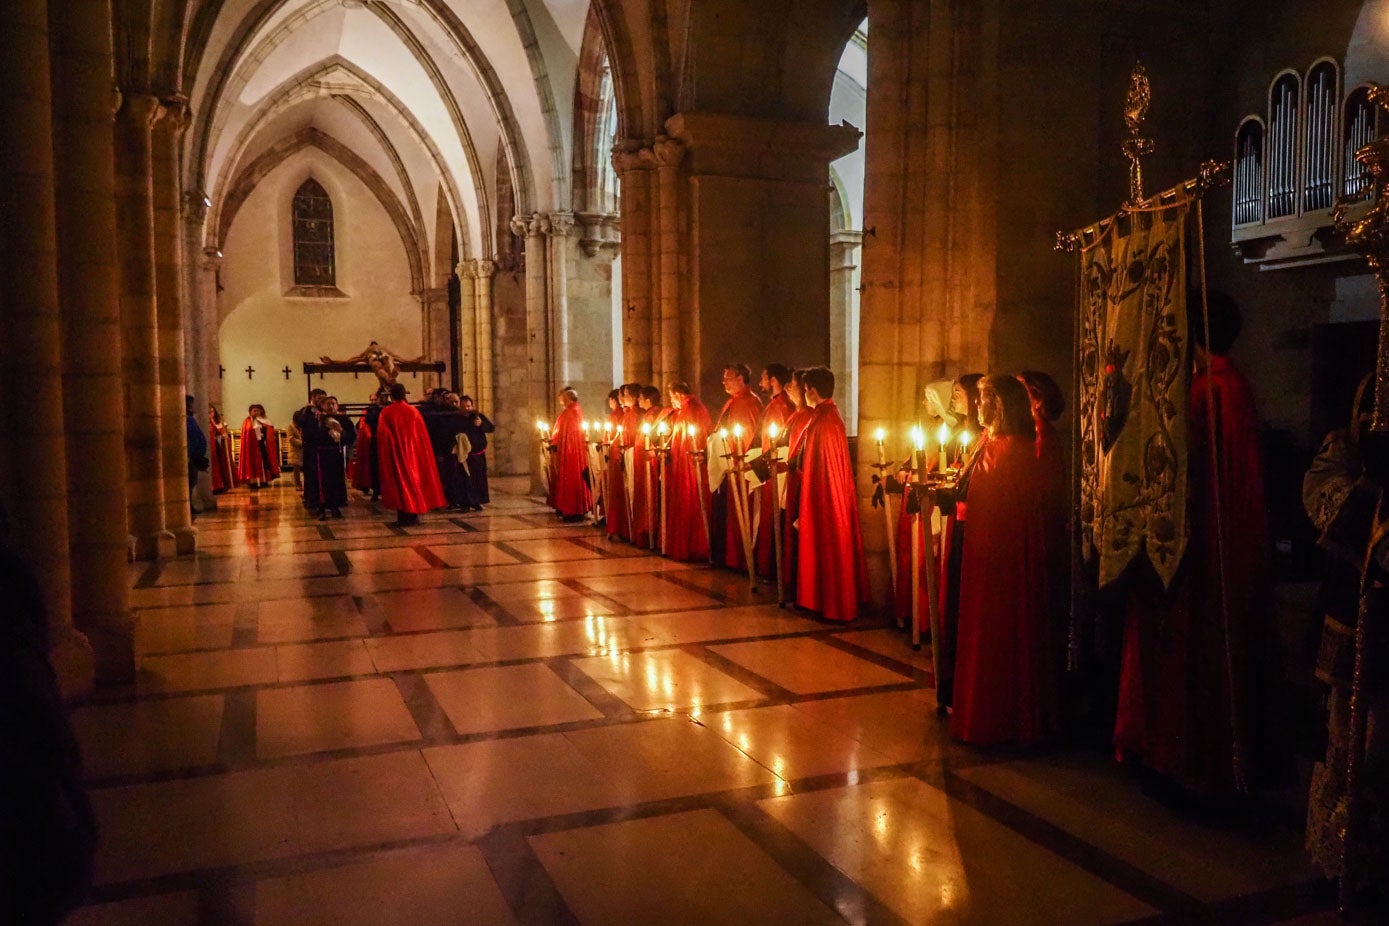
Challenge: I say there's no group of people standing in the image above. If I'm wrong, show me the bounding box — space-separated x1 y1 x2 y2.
197 383 496 526
545 363 870 623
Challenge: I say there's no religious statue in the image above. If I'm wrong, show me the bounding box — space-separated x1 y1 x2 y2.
318 341 425 388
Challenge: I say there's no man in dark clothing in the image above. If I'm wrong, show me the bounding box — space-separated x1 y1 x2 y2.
421 389 467 511
363 389 386 499
455 393 496 510
185 395 208 514
302 395 356 519
293 388 327 509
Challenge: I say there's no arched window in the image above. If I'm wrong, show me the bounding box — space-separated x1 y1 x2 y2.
1344 84 1379 198
292 178 335 286
1233 117 1265 227
1302 60 1339 212
596 59 620 213
1267 71 1301 219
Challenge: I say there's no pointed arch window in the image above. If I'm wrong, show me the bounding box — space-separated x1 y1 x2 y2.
293 178 335 286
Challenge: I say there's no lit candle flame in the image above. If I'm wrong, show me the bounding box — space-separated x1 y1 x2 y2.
687 424 697 438
911 426 925 452
733 423 743 438
657 421 669 435
640 423 651 435
769 422 780 439
959 430 972 448
874 427 886 443
719 428 729 440
937 422 950 444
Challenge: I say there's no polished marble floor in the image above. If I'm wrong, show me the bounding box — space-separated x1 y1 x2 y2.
66 478 1342 925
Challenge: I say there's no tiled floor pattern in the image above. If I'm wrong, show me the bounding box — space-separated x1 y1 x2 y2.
71 479 1339 925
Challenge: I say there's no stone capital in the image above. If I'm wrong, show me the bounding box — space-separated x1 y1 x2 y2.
200 246 223 273
456 259 477 280
509 213 543 239
546 212 576 238
158 94 193 137
652 136 686 169
575 211 621 258
476 259 496 278
183 190 211 224
117 91 166 130
611 141 658 175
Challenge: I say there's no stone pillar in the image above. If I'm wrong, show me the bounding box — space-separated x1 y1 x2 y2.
152 95 195 554
474 259 496 415
0 0 93 695
456 262 478 400
653 138 685 391
664 112 860 402
198 247 223 410
184 207 217 515
830 229 863 426
115 91 173 559
513 213 550 492
571 212 622 404
546 213 575 386
49 0 132 686
856 0 996 601
611 146 656 385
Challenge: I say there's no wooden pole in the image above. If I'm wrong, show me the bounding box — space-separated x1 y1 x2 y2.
730 458 757 590
658 450 668 554
770 453 785 604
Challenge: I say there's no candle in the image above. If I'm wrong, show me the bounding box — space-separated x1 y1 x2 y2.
910 425 925 473
769 421 781 444
719 427 730 457
732 423 743 454
958 429 972 466
873 426 886 466
640 422 652 448
937 423 950 472
687 423 698 441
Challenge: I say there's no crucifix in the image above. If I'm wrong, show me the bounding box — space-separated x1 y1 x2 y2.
282 366 292 380
245 365 255 380
218 364 225 379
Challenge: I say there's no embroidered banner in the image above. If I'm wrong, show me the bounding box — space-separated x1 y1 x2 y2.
1079 205 1189 588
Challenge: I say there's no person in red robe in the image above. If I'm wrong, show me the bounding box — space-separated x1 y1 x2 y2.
606 384 641 541
349 393 379 494
374 383 445 526
630 386 665 548
790 367 868 621
1114 293 1277 798
208 404 237 493
780 370 813 592
933 372 985 710
755 363 795 580
237 404 280 488
950 374 1057 745
665 382 713 561
713 364 763 571
550 388 593 521
1020 369 1069 681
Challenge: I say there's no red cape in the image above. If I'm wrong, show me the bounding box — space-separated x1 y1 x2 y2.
715 388 763 569
792 400 869 621
549 402 593 516
375 401 446 514
237 417 280 482
350 416 373 492
755 392 796 577
666 397 713 561
781 407 812 584
1114 354 1274 795
210 417 237 491
949 433 1057 745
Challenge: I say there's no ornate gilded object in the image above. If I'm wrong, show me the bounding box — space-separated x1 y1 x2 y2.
1122 64 1155 205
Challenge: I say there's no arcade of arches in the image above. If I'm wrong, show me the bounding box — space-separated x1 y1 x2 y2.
4 0 1389 923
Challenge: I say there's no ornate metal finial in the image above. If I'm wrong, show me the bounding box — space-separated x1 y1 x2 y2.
1122 63 1155 204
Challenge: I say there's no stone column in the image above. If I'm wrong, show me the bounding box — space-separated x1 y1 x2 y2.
611 146 656 384
474 259 496 415
115 90 173 559
546 213 575 386
513 213 550 491
456 262 478 400
653 138 686 390
183 203 217 515
198 247 223 410
0 0 93 695
153 95 195 554
49 0 132 685
830 229 863 425
664 112 860 402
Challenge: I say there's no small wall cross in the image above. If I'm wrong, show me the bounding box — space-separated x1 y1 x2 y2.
218 364 225 379
282 366 292 380
245 365 255 380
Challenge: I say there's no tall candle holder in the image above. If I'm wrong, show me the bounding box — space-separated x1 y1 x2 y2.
688 424 713 563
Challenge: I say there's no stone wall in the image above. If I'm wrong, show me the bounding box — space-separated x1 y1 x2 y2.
490 269 531 475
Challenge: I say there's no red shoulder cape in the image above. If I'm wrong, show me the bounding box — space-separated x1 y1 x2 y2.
549 403 592 516
375 402 446 514
792 401 869 621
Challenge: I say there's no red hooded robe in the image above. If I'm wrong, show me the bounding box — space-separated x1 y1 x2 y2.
375 400 446 514
755 391 796 578
237 416 280 483
606 405 640 540
666 397 713 561
792 400 869 621
949 433 1056 745
350 414 374 492
210 414 237 492
549 402 594 517
715 388 763 570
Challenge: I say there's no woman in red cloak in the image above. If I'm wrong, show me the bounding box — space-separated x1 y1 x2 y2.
949 374 1057 746
549 388 594 521
792 366 869 622
209 404 237 493
665 382 713 561
374 384 446 525
237 404 280 488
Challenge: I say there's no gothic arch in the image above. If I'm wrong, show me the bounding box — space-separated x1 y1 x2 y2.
218 126 427 294
572 6 617 214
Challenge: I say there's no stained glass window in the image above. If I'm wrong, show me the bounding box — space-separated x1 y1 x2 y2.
292 178 335 286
